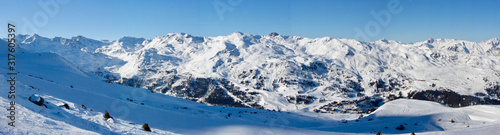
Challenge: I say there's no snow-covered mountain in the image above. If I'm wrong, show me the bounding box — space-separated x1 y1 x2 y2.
1 34 500 134
12 33 500 113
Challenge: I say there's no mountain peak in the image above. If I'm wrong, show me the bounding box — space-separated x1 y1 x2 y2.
269 32 279 37
72 35 89 41
23 34 49 43
232 31 244 35
377 38 389 43
119 36 145 41
163 33 190 38
488 38 499 42
26 34 43 40
426 38 435 43
487 38 500 47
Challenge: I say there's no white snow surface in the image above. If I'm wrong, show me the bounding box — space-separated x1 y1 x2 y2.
1 34 500 134
12 33 500 111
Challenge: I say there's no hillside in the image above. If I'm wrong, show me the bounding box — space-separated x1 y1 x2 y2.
11 33 500 112
1 36 500 134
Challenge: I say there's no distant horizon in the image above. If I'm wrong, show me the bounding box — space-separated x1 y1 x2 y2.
13 32 499 44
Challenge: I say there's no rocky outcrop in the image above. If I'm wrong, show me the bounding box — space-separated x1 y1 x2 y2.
286 95 316 104
29 95 46 107
408 89 500 107
314 96 383 114
117 76 263 109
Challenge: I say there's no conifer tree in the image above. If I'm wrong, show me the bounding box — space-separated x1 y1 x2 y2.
143 123 152 132
104 110 112 121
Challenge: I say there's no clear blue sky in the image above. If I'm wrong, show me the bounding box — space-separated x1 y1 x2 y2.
0 0 499 43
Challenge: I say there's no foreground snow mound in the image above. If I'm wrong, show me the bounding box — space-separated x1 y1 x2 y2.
320 99 500 134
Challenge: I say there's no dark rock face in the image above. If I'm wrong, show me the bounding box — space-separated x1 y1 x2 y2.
59 103 70 110
29 95 46 107
80 104 87 110
300 61 328 75
203 84 244 108
408 90 500 107
119 77 144 88
485 82 500 98
236 69 266 90
117 76 263 109
173 78 212 99
269 32 279 37
286 95 316 104
315 96 383 114
370 78 405 93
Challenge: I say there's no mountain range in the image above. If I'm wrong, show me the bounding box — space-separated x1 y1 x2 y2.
10 33 500 113
1 33 500 134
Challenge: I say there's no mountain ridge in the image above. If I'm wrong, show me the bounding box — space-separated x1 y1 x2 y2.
12 32 500 45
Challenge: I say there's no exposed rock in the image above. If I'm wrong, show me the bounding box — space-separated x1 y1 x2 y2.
286 95 316 104
269 32 279 37
118 76 263 109
396 124 405 130
28 95 45 107
80 104 87 110
316 96 383 114
485 82 500 98
408 89 500 107
59 103 70 110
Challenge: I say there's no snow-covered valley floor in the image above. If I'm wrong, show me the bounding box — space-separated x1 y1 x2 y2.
1 38 500 135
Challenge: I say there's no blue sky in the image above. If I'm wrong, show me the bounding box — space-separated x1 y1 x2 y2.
0 0 499 43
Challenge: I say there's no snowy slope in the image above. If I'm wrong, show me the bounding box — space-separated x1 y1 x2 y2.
1 38 500 134
12 33 500 113
317 99 500 134
0 39 344 134
0 39 317 134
